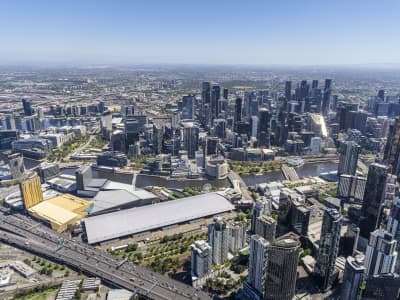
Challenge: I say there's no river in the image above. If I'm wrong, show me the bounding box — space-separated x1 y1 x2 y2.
241 161 338 186
25 158 337 189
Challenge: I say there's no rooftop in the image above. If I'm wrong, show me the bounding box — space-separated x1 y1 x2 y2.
29 201 78 226
84 192 234 244
28 194 90 229
88 188 157 215
47 194 89 215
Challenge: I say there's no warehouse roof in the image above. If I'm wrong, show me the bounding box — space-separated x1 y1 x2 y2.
83 192 234 244
28 194 90 228
47 194 90 215
29 201 78 226
88 189 156 215
88 186 157 215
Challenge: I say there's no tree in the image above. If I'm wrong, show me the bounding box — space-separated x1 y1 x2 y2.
126 243 138 252
75 288 81 300
23 258 31 266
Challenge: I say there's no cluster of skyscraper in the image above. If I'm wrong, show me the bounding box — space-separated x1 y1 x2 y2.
241 197 301 300
190 217 246 282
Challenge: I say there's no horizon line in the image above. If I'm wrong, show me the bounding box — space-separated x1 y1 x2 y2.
2 61 400 70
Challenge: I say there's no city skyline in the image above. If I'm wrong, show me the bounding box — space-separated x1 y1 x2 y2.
1 0 400 66
1 1 400 298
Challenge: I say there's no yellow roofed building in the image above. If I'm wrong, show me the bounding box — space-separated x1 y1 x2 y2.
28 194 90 232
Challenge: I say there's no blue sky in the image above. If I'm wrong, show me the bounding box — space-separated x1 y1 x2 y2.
0 0 399 65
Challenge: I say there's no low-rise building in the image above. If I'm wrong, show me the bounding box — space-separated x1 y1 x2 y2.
96 151 128 168
29 194 90 232
205 156 229 179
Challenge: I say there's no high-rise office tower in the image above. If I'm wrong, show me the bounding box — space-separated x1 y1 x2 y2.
152 123 163 155
234 97 243 127
296 80 309 102
208 217 229 265
337 174 367 203
190 240 212 279
25 116 41 133
111 130 126 153
205 136 219 156
182 94 195 120
228 221 246 253
322 79 332 115
201 82 211 125
36 107 44 119
384 117 400 176
309 87 322 113
387 198 400 273
14 115 22 130
5 114 16 130
264 237 300 300
124 115 147 147
324 78 332 90
297 80 310 113
223 88 228 100
22 98 34 116
219 98 228 116
121 103 134 117
211 85 221 122
383 173 397 207
341 256 365 300
250 115 259 138
7 153 25 180
201 82 211 103
362 273 400 300
377 89 385 101
100 113 113 139
182 122 199 158
213 119 227 140
336 102 359 130
364 229 397 276
20 173 43 209
245 235 269 298
285 81 292 101
255 214 276 242
337 141 360 176
315 208 342 291
257 108 270 148
251 198 272 233
331 95 339 112
310 136 322 155
243 91 255 117
312 79 319 89
340 225 360 257
249 98 259 117
290 200 310 236
359 163 389 239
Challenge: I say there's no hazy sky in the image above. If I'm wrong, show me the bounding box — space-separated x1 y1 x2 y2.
1 0 400 66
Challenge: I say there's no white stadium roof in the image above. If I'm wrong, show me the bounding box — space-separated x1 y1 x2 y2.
83 192 234 244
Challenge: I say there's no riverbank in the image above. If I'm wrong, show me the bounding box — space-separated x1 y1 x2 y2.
229 161 282 175
240 161 338 186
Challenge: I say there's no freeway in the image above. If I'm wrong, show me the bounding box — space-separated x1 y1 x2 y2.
0 208 210 300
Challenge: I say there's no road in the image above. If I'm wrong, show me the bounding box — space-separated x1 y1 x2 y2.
66 134 96 161
0 208 210 300
281 164 300 181
228 170 253 202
